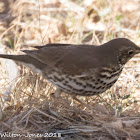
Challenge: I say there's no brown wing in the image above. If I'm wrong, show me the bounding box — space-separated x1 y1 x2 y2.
22 43 117 75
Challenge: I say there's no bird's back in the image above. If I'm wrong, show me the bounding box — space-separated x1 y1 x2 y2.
23 43 119 75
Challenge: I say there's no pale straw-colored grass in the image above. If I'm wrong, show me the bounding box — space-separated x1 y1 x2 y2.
0 0 140 139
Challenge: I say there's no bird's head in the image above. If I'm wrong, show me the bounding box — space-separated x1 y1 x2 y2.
109 38 140 65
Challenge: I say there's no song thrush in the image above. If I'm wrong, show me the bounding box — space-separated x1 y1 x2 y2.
0 38 140 96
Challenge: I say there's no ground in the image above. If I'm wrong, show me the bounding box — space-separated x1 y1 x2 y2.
0 0 140 139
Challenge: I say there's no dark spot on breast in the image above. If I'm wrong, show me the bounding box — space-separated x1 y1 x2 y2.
77 89 83 92
65 81 69 84
53 75 61 81
63 82 67 86
96 86 101 90
67 84 73 89
83 85 87 88
99 80 104 83
79 76 92 80
86 83 93 88
73 79 77 82
68 77 72 81
99 74 107 79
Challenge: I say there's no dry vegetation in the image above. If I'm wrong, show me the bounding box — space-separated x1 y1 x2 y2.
0 0 140 139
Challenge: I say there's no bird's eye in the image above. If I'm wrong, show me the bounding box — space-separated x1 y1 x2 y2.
128 50 134 55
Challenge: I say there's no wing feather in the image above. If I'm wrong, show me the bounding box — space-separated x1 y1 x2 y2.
22 44 114 75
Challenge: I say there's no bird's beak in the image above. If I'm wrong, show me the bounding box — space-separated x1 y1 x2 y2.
136 46 140 54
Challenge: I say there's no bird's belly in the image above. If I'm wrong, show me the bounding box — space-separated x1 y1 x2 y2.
21 62 43 75
46 73 119 96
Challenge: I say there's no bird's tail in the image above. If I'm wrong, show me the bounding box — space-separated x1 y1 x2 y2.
0 54 30 63
0 54 46 72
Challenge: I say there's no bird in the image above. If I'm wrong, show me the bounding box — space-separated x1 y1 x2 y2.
0 38 140 96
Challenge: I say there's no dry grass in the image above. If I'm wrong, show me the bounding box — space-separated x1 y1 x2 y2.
0 0 140 139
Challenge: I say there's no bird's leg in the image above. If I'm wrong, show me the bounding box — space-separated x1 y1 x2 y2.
72 95 93 110
54 88 62 97
53 89 86 106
